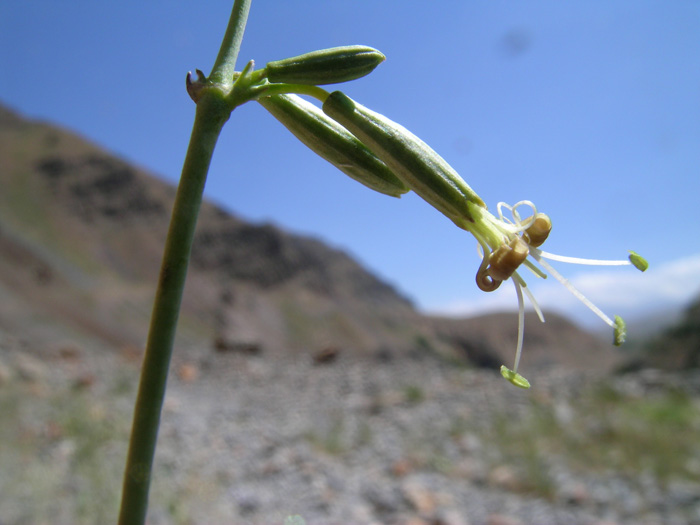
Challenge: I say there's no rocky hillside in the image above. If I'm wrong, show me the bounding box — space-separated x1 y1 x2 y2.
0 102 422 356
430 311 621 376
0 102 618 371
625 292 700 371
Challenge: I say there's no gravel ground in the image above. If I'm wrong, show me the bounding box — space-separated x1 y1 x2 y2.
2 332 700 525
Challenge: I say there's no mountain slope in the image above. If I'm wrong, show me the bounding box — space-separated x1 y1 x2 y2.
0 102 418 357
629 293 700 370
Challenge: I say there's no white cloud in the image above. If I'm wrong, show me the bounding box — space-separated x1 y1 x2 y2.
428 253 700 327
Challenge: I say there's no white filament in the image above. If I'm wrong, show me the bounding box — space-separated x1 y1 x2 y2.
513 272 545 323
513 278 526 372
534 249 631 267
530 251 615 328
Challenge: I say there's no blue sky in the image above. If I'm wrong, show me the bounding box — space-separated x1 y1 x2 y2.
2 1 699 330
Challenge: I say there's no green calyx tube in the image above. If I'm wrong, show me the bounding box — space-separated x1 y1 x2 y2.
265 45 386 86
259 94 409 197
322 91 485 225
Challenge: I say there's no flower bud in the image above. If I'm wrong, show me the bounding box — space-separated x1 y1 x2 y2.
322 91 485 224
265 46 386 86
259 94 408 197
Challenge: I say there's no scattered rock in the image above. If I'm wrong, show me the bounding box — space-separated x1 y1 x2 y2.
435 508 472 525
488 465 522 492
312 346 340 365
402 479 437 514
363 483 402 515
391 458 414 477
457 433 482 454
667 480 700 508
33 264 53 285
44 420 64 441
73 373 96 389
557 481 590 506
486 513 524 525
120 344 143 363
14 353 47 382
176 362 199 383
162 394 182 413
374 347 394 363
454 458 487 484
4 334 700 525
58 344 82 361
213 336 262 355
401 517 431 525
227 486 262 516
0 357 13 384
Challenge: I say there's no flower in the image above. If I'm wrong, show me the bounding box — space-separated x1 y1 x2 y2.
462 200 647 388
314 91 647 388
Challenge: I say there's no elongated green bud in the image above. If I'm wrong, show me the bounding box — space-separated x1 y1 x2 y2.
259 94 409 197
322 91 485 224
265 46 386 86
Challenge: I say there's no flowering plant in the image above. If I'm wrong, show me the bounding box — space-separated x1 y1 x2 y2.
118 1 647 522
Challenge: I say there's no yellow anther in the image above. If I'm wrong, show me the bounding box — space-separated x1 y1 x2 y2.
476 265 502 292
487 237 529 282
523 213 552 248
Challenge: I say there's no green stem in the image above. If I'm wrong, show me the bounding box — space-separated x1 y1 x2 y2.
209 0 253 87
118 1 252 523
118 95 228 525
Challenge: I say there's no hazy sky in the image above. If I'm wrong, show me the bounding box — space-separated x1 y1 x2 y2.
2 1 699 331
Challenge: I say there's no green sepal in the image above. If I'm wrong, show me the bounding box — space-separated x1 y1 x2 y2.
628 251 648 272
265 45 385 86
259 94 409 197
500 366 531 389
613 315 627 346
322 91 485 224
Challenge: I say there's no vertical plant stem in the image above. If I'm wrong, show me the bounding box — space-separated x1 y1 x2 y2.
118 1 252 523
118 97 227 525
